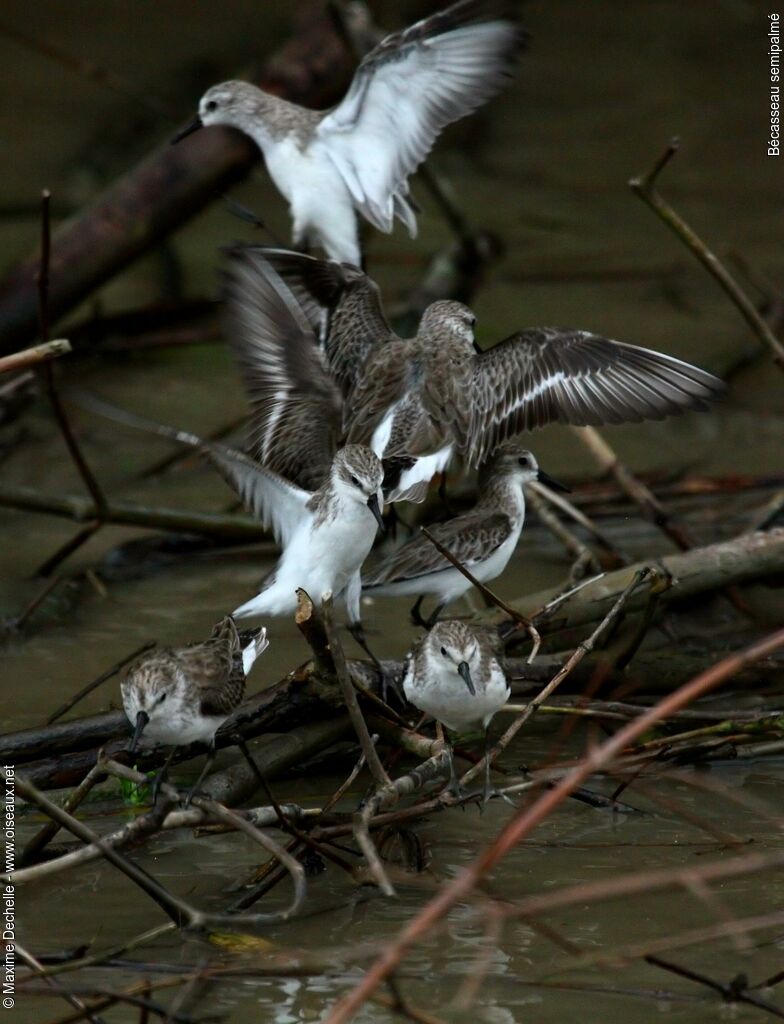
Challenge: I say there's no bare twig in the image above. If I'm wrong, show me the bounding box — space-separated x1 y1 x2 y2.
461 568 652 789
420 526 541 660
629 138 784 371
47 641 156 724
321 593 390 787
0 338 71 375
36 191 108 515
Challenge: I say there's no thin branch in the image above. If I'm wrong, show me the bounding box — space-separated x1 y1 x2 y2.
629 138 784 371
460 568 652 789
36 191 108 516
0 483 270 542
0 338 71 375
420 526 541 660
47 641 156 724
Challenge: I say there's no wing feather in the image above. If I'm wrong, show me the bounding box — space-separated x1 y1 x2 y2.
364 512 512 587
317 0 524 233
466 328 725 465
222 247 343 489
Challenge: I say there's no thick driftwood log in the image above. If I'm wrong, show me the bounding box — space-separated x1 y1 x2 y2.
489 529 784 636
0 4 356 354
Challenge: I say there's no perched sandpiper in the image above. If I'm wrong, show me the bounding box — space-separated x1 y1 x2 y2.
403 619 510 801
173 0 524 264
364 444 567 626
122 616 268 801
222 246 725 501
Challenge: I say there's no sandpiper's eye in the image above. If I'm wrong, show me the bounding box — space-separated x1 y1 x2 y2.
350 474 360 487
440 646 447 657
158 692 167 704
205 99 218 113
518 456 529 467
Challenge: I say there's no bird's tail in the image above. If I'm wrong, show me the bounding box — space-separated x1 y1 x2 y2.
240 625 269 675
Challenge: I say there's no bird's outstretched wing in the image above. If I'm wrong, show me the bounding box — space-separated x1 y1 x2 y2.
71 389 309 548
465 328 726 466
317 0 523 234
235 246 397 397
222 247 343 490
364 512 512 587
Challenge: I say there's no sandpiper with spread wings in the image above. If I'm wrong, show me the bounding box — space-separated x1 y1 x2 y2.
221 246 725 502
404 619 510 802
122 616 268 802
77 394 386 655
364 444 566 626
172 0 524 264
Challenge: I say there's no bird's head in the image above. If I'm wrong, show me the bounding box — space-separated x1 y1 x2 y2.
332 445 385 532
426 621 483 696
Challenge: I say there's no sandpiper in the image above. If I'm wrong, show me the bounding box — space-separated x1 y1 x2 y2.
74 393 386 655
364 444 567 626
122 616 268 801
222 246 725 501
173 0 523 264
403 619 510 802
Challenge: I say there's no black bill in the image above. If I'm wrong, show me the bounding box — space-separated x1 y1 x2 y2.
457 660 476 695
171 116 203 144
536 468 571 493
367 493 386 533
129 709 150 756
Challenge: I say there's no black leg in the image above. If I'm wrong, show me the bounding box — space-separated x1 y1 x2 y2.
231 731 263 786
424 602 446 630
150 747 177 805
410 596 427 628
348 621 403 704
184 740 216 807
481 727 515 808
348 620 379 667
445 744 468 801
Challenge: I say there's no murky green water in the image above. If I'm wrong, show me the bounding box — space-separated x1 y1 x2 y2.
2 0 783 1020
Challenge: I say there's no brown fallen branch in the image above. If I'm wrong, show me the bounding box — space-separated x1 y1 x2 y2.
488 527 784 637
629 138 784 372
571 426 695 552
0 483 271 542
325 626 784 1021
15 770 306 931
0 3 357 354
0 338 71 375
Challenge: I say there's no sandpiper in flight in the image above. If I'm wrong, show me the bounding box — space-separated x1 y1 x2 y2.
403 619 510 802
122 616 268 802
364 444 567 626
221 246 726 501
172 0 524 265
